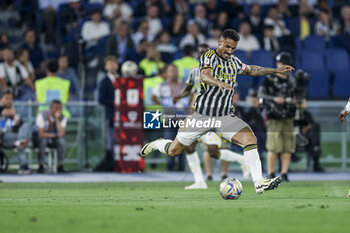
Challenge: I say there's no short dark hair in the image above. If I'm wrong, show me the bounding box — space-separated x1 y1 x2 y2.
1 90 13 98
50 99 62 107
47 60 59 73
90 8 101 15
220 29 240 42
183 45 194 56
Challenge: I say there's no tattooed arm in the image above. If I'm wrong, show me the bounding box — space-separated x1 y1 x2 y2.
241 65 294 77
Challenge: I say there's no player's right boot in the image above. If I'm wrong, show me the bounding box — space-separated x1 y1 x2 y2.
185 182 208 190
140 140 159 157
255 176 282 194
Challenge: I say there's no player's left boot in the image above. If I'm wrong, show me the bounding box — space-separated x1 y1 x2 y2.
255 176 282 194
185 182 208 190
140 140 159 157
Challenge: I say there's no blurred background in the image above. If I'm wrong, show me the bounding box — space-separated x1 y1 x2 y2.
0 0 349 175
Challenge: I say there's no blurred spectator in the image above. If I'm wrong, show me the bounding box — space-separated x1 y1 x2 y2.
35 60 71 118
314 0 331 16
278 0 292 18
246 3 264 37
103 0 133 22
191 4 211 35
340 5 350 34
237 21 260 53
219 0 245 19
204 0 219 21
125 38 148 64
156 31 177 62
0 48 35 100
260 25 280 54
81 9 110 48
173 45 199 80
96 56 118 172
105 21 134 63
179 22 205 49
143 66 167 106
20 30 45 75
171 0 190 17
0 91 32 174
145 5 163 42
296 2 314 40
0 32 9 50
134 0 170 18
156 31 177 54
15 48 35 82
245 90 266 165
57 55 80 100
132 20 151 47
36 100 67 173
314 9 339 41
207 27 222 48
296 99 324 172
60 0 87 40
0 33 9 63
38 0 69 45
214 11 231 31
139 45 165 77
151 64 188 171
264 7 290 38
169 13 187 41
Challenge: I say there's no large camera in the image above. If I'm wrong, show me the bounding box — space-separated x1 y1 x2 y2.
294 69 310 100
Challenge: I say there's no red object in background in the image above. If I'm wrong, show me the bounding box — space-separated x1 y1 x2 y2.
113 77 144 172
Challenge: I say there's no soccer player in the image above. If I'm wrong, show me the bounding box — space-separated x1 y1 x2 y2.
141 29 294 194
173 43 249 190
338 98 350 123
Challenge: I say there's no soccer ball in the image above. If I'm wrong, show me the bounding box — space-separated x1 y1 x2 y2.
219 177 243 200
121 60 138 77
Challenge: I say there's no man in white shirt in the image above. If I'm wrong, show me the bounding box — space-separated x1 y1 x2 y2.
0 48 34 100
179 22 205 49
145 5 163 42
81 9 110 47
237 21 260 52
264 7 290 38
36 100 67 173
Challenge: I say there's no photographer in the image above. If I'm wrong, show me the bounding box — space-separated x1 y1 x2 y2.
258 52 296 182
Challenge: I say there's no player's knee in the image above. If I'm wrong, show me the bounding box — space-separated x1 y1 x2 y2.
241 134 257 147
208 146 219 158
167 148 180 157
185 147 195 154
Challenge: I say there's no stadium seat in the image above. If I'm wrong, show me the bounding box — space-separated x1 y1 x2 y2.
300 51 325 72
307 70 330 98
96 35 110 57
251 49 274 68
303 35 326 52
234 50 249 64
326 48 350 73
333 70 350 98
236 76 255 100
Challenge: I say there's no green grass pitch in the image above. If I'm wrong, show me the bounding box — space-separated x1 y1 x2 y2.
0 181 349 233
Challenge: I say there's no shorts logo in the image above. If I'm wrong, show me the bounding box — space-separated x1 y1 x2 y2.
143 110 161 129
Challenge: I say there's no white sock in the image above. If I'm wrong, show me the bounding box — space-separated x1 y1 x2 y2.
186 151 205 183
219 149 244 164
154 139 173 154
244 147 263 184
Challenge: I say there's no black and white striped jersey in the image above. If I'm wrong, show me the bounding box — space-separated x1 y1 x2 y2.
186 66 201 94
194 49 248 116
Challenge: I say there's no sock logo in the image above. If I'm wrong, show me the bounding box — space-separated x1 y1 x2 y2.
143 110 161 129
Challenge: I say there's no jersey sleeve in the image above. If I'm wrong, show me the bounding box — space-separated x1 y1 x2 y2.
199 50 215 71
234 56 248 75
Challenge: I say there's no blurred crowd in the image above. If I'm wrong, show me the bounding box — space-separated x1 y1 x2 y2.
0 0 349 100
